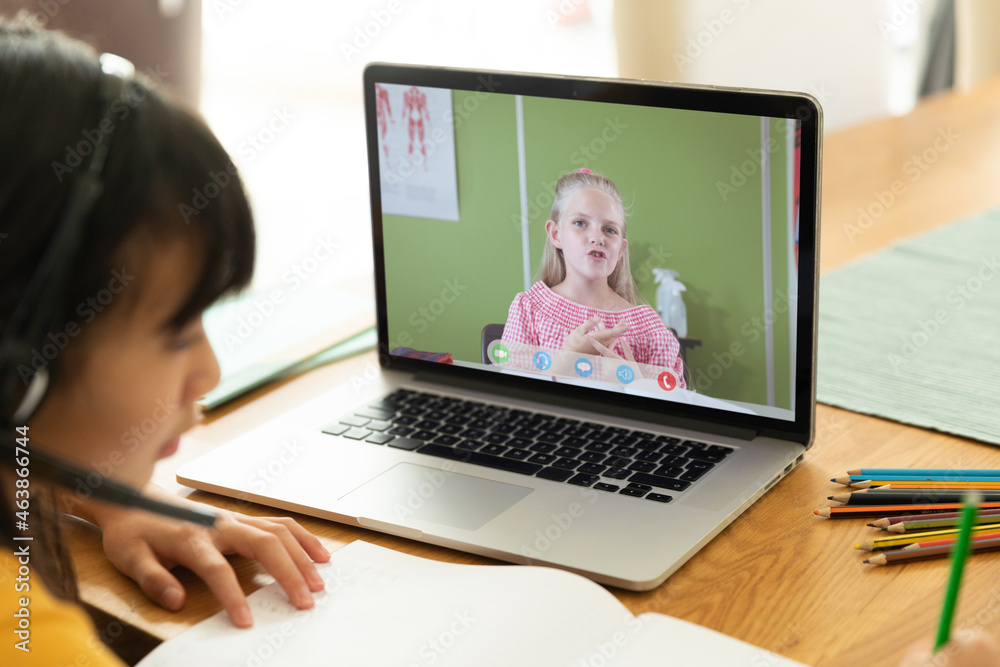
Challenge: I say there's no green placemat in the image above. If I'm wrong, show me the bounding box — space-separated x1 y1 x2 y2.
817 209 1000 444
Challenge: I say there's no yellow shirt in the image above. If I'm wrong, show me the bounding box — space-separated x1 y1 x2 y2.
1 547 124 666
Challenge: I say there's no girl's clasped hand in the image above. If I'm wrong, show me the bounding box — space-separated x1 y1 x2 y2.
562 317 636 363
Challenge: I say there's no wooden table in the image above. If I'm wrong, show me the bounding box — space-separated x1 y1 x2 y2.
70 76 1000 666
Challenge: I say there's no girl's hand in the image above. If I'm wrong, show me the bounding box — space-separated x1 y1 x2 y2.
898 630 1000 667
562 318 629 356
83 484 330 628
587 333 637 363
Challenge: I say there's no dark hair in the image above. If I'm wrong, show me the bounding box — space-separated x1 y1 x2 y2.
0 16 255 598
0 17 255 336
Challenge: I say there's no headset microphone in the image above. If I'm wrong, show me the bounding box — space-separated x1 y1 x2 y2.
0 53 215 528
2 431 217 527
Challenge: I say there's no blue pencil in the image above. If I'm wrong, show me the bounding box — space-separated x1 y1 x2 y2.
834 475 1000 484
849 468 1000 477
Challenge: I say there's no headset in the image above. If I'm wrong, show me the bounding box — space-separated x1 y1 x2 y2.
0 53 215 527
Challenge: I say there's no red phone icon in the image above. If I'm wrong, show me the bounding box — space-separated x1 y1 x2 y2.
657 371 677 391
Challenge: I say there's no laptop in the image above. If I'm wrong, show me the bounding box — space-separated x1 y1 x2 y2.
178 63 822 591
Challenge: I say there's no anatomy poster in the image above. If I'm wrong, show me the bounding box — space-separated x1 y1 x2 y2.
376 83 460 222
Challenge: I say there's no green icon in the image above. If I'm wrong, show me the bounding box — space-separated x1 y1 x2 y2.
491 343 510 364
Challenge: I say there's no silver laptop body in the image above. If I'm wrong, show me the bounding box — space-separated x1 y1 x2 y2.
179 64 821 591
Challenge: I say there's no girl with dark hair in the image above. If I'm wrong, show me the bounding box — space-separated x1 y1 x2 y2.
0 17 328 665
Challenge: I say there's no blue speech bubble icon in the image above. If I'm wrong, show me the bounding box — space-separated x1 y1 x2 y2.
616 365 635 384
574 358 594 377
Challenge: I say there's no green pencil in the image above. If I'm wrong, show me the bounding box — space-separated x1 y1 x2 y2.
934 491 981 651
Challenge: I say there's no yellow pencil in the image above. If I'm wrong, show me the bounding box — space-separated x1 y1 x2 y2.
855 524 1000 551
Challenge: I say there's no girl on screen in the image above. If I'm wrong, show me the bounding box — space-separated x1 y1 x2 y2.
501 169 686 386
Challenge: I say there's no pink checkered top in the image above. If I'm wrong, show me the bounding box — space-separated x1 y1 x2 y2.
501 281 686 388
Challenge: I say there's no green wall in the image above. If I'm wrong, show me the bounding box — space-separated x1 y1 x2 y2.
383 90 795 409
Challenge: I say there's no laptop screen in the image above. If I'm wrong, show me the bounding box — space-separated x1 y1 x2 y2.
364 65 820 440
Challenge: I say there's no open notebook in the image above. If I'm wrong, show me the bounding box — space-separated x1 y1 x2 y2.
137 541 807 666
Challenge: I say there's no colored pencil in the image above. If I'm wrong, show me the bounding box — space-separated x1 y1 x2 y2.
855 524 1000 551
849 469 1000 477
864 482 1000 490
885 515 1000 533
901 531 1000 551
830 491 1000 506
833 475 1000 485
814 502 1000 518
864 536 1000 566
868 507 1000 528
935 493 980 651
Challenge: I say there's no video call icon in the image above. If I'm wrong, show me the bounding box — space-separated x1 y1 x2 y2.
490 343 510 365
657 371 677 391
574 358 593 377
533 351 552 371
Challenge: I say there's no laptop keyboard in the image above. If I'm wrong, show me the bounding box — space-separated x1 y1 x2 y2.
320 389 734 503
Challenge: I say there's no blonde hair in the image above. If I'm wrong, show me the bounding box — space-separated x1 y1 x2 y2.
535 170 639 304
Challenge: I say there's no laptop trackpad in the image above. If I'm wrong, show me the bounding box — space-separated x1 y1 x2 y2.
338 463 533 532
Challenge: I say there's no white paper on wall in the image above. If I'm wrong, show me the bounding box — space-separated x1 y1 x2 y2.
376 83 460 222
